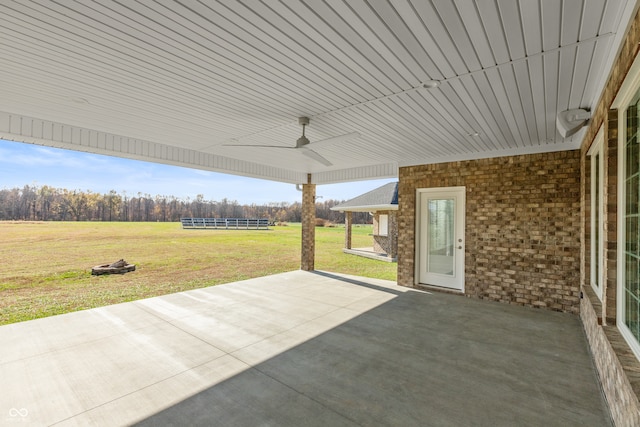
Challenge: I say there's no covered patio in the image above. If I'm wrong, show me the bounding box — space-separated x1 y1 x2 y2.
3 1 640 424
1 271 609 426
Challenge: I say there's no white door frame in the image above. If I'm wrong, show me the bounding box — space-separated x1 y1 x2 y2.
415 186 466 291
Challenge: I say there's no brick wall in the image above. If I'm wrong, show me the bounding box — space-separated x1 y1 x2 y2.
605 109 618 324
372 210 398 258
398 151 581 313
577 6 640 425
582 287 640 426
389 211 398 258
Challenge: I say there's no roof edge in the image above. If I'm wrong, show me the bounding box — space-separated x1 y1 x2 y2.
330 204 398 212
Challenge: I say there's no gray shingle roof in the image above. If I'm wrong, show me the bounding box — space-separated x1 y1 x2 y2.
331 182 398 212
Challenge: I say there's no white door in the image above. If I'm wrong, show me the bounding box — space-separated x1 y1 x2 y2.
417 187 465 291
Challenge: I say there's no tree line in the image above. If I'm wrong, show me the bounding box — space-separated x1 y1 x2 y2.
0 185 372 224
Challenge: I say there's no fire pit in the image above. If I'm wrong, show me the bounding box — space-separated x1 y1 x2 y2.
91 259 136 275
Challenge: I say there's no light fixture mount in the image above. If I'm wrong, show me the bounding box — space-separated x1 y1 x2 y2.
556 108 590 138
422 80 441 89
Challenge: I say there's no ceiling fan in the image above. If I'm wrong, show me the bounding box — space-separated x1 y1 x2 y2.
224 117 359 166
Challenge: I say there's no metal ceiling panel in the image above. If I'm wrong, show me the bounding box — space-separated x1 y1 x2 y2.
455 0 494 70
0 0 637 185
498 0 527 60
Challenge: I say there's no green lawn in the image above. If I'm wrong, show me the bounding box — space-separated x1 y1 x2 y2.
0 221 396 324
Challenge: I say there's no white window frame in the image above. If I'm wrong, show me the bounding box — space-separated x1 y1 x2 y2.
614 53 640 361
588 127 604 300
378 214 389 236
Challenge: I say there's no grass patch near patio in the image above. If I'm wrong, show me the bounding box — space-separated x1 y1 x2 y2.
0 221 396 324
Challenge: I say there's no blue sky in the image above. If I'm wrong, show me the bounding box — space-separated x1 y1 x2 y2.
0 139 396 205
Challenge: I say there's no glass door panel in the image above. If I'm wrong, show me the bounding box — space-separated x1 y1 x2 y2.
427 199 455 276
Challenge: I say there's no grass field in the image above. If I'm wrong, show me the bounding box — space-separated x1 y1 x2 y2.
0 221 396 325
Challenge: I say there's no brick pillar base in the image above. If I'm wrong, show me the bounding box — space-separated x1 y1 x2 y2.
345 211 352 249
301 175 316 271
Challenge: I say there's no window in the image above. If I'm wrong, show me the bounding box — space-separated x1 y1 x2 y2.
378 214 388 236
623 89 640 354
618 65 640 360
589 129 604 300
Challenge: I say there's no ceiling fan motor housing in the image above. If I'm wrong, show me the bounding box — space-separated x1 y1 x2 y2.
296 135 310 148
296 117 310 147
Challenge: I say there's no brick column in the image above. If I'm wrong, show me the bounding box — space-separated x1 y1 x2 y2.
605 108 618 325
389 211 398 259
344 211 352 249
301 174 316 271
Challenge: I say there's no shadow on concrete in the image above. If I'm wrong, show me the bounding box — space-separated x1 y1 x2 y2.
135 288 611 427
310 270 406 295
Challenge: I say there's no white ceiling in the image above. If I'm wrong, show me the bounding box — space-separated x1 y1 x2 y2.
0 0 637 184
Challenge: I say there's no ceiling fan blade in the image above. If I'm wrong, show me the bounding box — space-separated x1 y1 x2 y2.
307 131 360 148
302 148 332 166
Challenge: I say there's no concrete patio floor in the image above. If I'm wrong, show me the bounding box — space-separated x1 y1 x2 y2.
343 247 396 262
1 270 610 426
